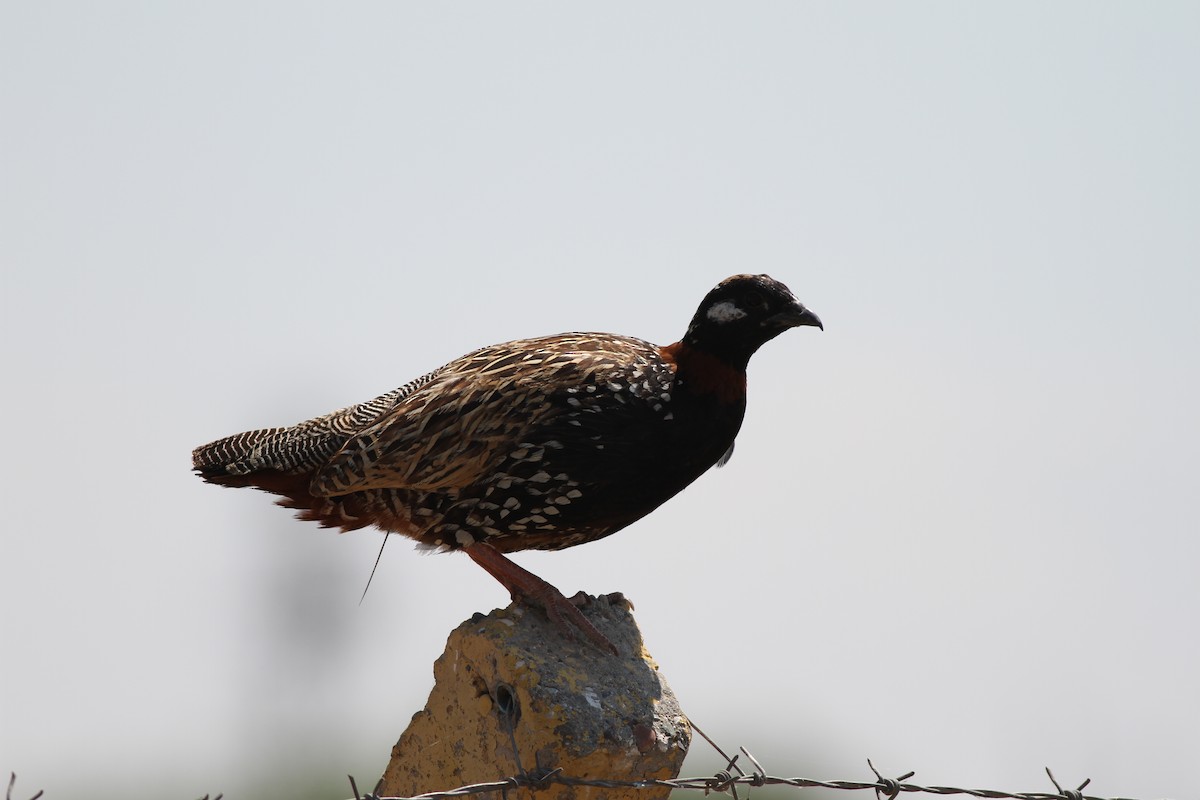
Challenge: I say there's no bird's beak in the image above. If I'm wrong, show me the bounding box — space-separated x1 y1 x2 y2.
766 304 823 331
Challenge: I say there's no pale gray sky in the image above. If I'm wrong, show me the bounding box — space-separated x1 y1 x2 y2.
2 3 1198 799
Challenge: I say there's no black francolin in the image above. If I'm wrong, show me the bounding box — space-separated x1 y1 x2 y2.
193 274 821 653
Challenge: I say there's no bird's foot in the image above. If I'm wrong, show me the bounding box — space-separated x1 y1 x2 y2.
466 542 619 656
528 584 620 656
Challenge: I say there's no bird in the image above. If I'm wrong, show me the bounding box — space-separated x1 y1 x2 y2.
192 273 821 653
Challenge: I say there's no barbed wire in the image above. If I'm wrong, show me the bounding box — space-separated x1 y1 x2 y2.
347 758 1154 800
346 720 1172 800
5 772 226 800
6 725 1177 800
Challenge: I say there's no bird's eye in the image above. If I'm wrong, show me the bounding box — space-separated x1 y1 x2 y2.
743 291 766 309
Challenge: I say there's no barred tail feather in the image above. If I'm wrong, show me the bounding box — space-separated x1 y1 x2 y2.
191 427 289 479
192 427 380 533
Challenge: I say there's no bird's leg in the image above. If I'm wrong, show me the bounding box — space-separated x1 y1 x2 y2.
465 542 619 656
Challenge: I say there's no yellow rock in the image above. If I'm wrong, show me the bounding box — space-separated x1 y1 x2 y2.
378 594 690 800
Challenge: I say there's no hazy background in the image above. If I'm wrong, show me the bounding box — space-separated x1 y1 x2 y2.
2 3 1197 799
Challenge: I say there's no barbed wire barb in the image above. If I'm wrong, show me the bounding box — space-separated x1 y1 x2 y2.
1046 768 1093 800
6 773 44 800
868 758 915 800
690 719 746 800
739 747 767 787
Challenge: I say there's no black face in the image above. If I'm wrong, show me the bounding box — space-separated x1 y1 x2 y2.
683 274 822 367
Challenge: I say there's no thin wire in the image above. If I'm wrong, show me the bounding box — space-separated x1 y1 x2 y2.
359 532 391 606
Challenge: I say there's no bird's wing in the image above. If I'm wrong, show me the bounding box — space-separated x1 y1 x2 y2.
309 335 652 497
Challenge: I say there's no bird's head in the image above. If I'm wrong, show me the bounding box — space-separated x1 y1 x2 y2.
682 274 822 368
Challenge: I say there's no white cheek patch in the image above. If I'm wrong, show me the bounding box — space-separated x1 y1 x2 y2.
706 300 747 324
